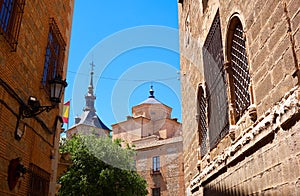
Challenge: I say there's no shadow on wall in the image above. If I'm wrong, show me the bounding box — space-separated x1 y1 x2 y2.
192 132 277 196
203 186 248 196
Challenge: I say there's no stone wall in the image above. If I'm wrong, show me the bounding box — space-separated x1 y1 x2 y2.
178 0 300 195
0 0 74 195
135 139 185 196
203 121 300 195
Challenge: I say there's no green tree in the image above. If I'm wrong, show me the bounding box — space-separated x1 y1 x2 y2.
58 135 148 196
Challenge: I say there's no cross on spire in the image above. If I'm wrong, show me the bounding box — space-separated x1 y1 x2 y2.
90 61 95 73
89 61 95 87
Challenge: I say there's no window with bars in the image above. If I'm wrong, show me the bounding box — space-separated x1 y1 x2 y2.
0 0 25 51
202 10 229 150
197 86 208 158
28 163 50 196
42 18 66 90
152 188 161 196
152 156 160 172
228 18 251 122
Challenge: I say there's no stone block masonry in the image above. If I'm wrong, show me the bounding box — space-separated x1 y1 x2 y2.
178 0 300 195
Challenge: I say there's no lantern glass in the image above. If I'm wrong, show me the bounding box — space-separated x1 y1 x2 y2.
49 77 67 103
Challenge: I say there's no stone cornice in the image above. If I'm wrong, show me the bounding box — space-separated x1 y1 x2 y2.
190 86 300 190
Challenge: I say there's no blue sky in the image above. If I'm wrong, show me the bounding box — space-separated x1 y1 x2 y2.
64 0 181 129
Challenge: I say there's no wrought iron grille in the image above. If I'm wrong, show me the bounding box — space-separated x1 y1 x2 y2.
230 21 251 121
28 163 50 196
0 0 25 51
203 11 229 150
197 86 208 157
42 18 66 89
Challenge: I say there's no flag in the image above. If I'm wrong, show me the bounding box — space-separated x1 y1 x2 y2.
62 100 70 124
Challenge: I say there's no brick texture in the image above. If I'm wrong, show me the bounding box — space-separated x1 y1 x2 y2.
0 1 74 195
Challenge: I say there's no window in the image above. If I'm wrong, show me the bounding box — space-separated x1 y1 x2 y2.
227 17 251 123
0 0 25 51
42 18 66 90
152 188 160 196
197 86 208 158
28 163 50 196
152 156 160 172
202 10 229 150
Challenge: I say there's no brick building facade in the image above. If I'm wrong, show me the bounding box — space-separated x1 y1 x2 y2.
0 0 74 195
112 87 185 196
178 0 300 195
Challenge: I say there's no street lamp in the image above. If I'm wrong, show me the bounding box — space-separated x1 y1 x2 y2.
21 76 67 118
49 76 68 103
15 76 67 140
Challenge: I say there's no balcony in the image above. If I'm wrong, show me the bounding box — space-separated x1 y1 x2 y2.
150 169 161 175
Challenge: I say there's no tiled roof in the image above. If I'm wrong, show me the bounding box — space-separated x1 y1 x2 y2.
140 97 163 104
76 110 110 131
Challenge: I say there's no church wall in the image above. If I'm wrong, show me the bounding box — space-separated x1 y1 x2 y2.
178 0 300 195
112 94 184 196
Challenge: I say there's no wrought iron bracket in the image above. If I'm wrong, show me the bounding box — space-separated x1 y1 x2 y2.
20 104 56 119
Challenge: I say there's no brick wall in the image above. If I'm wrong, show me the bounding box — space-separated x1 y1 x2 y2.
0 0 74 195
178 0 300 195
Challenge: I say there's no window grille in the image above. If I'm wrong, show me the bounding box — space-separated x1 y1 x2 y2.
197 86 207 157
152 188 161 196
202 11 229 150
28 163 50 196
0 0 25 51
230 21 251 121
42 18 66 90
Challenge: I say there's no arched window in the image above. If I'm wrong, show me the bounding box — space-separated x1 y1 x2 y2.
197 85 207 158
227 17 251 123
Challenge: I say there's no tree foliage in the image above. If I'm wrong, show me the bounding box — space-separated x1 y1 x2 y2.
58 135 148 196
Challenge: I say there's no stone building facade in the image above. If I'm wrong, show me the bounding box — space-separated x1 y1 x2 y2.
0 0 74 195
178 0 300 195
112 87 185 196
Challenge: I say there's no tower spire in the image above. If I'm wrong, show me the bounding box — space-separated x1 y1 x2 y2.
84 62 96 112
88 61 95 93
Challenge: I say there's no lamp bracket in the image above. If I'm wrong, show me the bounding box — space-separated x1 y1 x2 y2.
21 105 56 118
